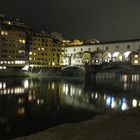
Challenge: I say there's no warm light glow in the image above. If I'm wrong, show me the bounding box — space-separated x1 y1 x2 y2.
24 80 29 88
134 60 138 64
1 31 8 35
15 60 25 64
132 99 137 107
19 39 25 44
0 82 2 89
18 98 24 104
18 107 25 115
134 54 138 58
29 52 32 55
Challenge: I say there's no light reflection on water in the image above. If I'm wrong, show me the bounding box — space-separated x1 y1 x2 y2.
0 74 140 139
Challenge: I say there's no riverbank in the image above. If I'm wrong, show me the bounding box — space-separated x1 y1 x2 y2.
14 107 140 140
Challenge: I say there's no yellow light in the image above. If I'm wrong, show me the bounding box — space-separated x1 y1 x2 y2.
29 52 32 55
132 99 137 107
18 107 25 115
1 31 4 35
28 95 33 101
134 60 138 64
1 31 8 35
7 21 11 25
22 40 25 44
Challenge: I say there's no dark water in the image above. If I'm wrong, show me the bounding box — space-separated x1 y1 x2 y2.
0 74 140 139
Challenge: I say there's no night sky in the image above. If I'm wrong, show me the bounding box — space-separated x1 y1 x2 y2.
1 0 140 41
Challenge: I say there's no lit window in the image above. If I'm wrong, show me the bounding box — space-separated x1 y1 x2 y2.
4 61 7 64
5 32 8 35
134 54 138 58
29 52 32 55
22 40 25 44
1 31 4 35
1 31 8 35
19 39 25 44
7 21 11 25
134 60 138 64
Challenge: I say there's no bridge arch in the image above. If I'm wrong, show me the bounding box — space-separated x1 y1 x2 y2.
103 52 112 62
123 51 131 62
82 51 91 64
112 52 122 62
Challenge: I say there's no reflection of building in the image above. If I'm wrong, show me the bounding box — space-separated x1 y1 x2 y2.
63 39 140 65
0 14 29 70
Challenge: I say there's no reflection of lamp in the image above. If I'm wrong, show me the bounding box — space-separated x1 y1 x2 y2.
24 80 29 88
121 102 128 111
132 99 137 107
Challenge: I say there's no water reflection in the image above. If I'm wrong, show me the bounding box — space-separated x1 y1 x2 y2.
0 74 140 139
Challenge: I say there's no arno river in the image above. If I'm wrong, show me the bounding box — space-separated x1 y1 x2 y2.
0 74 140 139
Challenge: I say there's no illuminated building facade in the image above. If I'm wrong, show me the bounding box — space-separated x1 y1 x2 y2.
63 39 140 65
50 32 63 42
0 14 29 70
28 31 63 68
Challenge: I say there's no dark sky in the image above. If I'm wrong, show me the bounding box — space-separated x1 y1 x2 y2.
1 0 140 41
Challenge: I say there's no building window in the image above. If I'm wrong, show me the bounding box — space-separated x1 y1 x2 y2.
88 48 91 51
81 48 83 52
127 45 130 50
134 60 138 64
134 54 138 58
74 48 76 52
116 46 119 50
106 47 108 51
97 47 99 51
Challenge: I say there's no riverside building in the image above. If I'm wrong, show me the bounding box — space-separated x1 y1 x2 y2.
0 14 29 70
28 31 63 70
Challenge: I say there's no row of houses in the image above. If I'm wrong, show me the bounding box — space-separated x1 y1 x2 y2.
0 14 63 70
0 14 140 72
